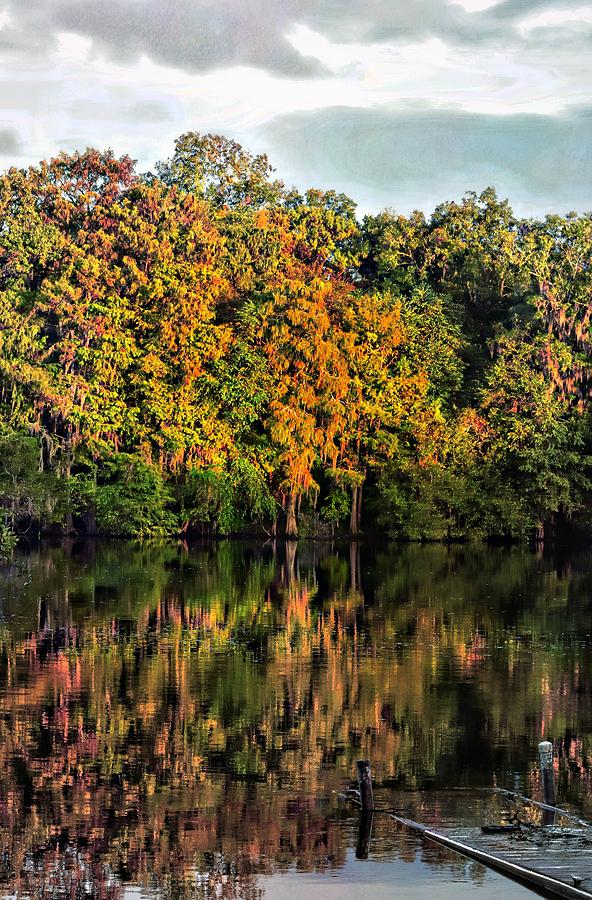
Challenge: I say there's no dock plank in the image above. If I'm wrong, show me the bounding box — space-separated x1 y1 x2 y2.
390 814 592 898
439 825 592 895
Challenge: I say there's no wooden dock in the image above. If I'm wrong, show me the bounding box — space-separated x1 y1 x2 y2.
343 752 592 899
392 814 592 899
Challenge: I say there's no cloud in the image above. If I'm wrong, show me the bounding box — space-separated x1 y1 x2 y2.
0 127 21 155
518 5 592 32
261 104 592 216
66 97 173 125
1 0 592 79
0 0 325 77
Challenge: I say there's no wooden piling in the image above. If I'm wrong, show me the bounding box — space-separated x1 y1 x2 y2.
539 740 556 825
357 759 374 811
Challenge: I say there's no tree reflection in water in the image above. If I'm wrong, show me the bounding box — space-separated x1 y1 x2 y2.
1 540 592 897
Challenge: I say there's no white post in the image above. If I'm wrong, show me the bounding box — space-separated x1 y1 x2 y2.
538 740 556 824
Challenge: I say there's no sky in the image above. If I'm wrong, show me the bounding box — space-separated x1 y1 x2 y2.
0 0 591 216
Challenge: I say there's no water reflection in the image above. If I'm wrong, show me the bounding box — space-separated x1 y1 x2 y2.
0 540 592 897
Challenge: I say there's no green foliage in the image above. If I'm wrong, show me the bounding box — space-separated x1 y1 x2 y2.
480 331 590 530
92 455 177 538
321 487 351 526
0 513 16 558
182 459 276 535
399 284 465 406
0 431 66 530
377 460 534 542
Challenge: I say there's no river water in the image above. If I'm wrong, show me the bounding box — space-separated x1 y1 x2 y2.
1 540 591 898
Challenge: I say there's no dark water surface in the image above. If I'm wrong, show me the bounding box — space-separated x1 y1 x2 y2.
1 540 592 898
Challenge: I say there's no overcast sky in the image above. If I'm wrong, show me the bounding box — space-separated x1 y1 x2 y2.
0 0 590 216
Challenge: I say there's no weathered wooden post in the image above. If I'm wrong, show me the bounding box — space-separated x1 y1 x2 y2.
357 759 374 811
538 740 556 826
356 810 374 860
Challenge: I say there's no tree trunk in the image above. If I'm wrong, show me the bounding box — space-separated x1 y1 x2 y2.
62 437 76 535
81 468 98 535
83 501 97 535
350 482 363 536
285 492 298 539
63 462 75 535
350 485 358 536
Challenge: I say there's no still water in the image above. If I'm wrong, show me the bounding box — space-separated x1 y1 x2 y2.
1 540 591 898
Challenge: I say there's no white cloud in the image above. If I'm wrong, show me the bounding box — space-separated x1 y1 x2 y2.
518 6 592 33
286 26 582 117
450 0 501 13
287 24 367 73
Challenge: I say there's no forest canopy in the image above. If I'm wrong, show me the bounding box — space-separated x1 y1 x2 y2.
1 132 591 544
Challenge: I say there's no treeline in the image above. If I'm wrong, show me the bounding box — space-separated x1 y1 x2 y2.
1 131 591 543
